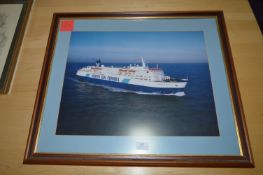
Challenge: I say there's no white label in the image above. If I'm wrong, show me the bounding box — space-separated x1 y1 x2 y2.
136 142 149 150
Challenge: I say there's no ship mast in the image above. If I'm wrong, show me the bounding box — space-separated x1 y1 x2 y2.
141 56 146 68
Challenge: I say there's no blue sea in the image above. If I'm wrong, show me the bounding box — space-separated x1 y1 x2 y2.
56 62 219 136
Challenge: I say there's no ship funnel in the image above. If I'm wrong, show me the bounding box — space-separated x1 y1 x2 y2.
96 59 101 67
141 56 146 67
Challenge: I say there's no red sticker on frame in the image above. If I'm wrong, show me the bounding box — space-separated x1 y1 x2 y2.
60 20 74 32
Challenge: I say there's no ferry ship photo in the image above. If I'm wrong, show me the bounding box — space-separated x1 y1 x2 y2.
76 58 188 95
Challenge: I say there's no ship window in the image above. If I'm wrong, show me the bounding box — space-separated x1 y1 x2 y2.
108 76 118 81
92 74 100 79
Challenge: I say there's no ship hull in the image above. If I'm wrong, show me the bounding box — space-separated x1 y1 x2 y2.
78 76 185 94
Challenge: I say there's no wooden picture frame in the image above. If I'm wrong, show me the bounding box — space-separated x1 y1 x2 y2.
0 0 33 94
24 11 254 167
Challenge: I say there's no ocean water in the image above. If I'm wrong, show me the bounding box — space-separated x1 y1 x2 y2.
56 62 219 136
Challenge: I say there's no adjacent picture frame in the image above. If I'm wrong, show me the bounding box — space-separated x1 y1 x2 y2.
24 12 254 167
0 0 33 94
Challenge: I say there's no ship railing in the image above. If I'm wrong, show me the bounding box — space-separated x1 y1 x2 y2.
168 77 189 82
149 68 161 70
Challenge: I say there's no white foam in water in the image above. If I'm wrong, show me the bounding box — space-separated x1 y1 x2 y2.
174 91 186 96
136 91 185 96
78 79 186 96
104 86 130 93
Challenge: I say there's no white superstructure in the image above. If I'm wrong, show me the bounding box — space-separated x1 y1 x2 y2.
76 58 188 94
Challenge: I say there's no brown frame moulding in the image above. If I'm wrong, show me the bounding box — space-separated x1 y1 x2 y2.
23 11 254 167
0 0 33 94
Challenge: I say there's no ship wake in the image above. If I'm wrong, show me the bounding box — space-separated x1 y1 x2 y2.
135 91 186 96
75 78 186 97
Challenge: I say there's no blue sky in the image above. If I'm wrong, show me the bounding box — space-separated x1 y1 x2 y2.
67 32 208 63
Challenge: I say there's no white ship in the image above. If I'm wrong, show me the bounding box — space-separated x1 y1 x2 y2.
76 58 188 94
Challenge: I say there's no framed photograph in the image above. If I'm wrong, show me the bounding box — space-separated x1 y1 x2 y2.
24 12 254 167
0 0 32 94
